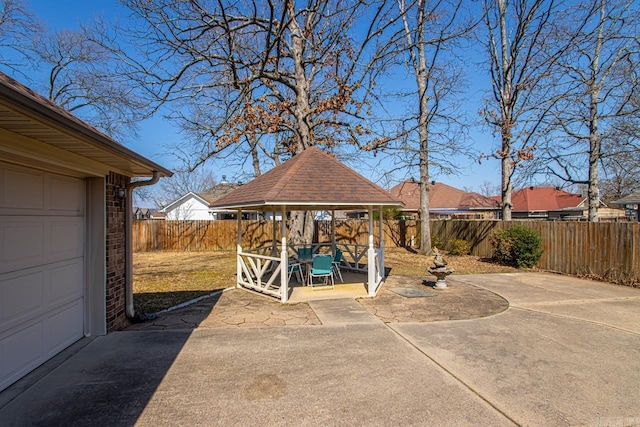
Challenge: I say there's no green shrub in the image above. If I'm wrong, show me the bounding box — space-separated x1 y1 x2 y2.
448 238 471 255
491 225 543 268
373 208 403 220
431 235 443 250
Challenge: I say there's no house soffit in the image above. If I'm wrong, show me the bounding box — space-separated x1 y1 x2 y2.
0 74 172 178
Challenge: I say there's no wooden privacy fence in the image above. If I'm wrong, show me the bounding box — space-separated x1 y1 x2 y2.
133 219 640 281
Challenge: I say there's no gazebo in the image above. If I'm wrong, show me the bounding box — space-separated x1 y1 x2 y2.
211 147 403 302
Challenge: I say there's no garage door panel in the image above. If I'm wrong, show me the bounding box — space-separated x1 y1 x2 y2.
48 259 83 306
49 175 84 214
1 221 44 271
0 217 83 274
49 218 84 259
1 165 45 210
0 164 85 393
44 301 84 356
0 322 43 391
0 271 44 326
1 260 83 334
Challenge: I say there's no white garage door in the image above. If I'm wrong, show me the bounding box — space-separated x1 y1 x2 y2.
0 162 85 392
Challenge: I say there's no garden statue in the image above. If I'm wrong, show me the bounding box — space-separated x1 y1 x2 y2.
428 247 454 289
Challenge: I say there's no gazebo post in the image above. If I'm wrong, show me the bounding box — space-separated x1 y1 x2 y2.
367 206 376 296
280 205 288 303
379 206 385 280
271 206 277 257
331 209 336 255
236 208 242 289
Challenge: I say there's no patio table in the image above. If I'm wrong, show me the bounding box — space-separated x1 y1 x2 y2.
296 255 313 286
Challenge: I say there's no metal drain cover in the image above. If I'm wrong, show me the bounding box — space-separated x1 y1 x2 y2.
390 287 438 298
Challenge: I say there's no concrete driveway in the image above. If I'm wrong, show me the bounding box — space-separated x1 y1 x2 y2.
1 273 639 426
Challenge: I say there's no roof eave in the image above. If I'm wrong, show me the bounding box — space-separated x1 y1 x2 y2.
211 200 404 211
0 81 172 178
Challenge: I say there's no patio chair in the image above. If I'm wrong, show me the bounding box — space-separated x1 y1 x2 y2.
332 248 344 282
309 255 334 290
288 259 305 283
297 246 313 262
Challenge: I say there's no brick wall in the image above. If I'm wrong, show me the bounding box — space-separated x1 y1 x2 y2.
106 172 131 331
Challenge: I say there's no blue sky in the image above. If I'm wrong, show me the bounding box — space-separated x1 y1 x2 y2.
25 0 502 194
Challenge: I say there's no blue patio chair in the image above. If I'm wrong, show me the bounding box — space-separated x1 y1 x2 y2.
297 246 313 261
332 248 344 282
309 255 334 290
288 259 304 283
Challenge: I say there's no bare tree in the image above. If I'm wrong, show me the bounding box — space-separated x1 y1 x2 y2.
0 0 42 74
118 0 396 243
538 0 640 221
31 23 147 140
390 0 477 254
476 180 501 197
0 3 145 141
480 0 561 220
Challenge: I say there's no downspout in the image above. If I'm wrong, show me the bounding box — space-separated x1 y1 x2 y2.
125 171 160 319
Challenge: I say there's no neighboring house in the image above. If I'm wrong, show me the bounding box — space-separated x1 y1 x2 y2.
491 186 585 219
133 207 165 220
160 191 219 220
160 178 282 220
491 186 624 220
388 179 500 219
314 210 348 221
610 189 640 221
0 72 172 392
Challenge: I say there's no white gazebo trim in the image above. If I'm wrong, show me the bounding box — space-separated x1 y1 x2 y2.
280 205 288 303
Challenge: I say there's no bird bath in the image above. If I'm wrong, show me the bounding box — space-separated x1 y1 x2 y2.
428 248 454 289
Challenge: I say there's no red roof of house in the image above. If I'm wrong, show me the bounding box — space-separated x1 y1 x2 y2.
211 147 402 210
389 180 500 211
494 187 585 212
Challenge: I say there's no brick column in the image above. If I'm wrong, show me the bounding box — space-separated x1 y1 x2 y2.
105 172 131 331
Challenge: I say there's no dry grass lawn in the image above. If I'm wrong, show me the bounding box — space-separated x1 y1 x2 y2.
133 248 518 314
133 251 236 314
384 248 519 276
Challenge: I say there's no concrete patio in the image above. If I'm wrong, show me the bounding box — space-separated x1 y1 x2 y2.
1 272 639 426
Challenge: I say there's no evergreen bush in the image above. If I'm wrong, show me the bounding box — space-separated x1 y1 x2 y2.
431 235 443 250
448 238 471 255
491 225 543 268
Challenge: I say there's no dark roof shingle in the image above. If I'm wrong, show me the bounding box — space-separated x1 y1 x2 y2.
211 147 402 210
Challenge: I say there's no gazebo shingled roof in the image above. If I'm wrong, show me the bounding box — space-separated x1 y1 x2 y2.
211 146 402 211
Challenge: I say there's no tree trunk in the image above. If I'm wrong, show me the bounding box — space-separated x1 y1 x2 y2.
587 0 604 223
498 0 513 221
288 211 314 246
501 150 513 221
588 92 600 222
414 0 432 256
287 2 313 150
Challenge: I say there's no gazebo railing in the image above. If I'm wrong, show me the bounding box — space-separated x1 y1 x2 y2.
337 243 370 273
237 251 283 298
374 248 382 283
364 247 382 296
236 242 382 301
